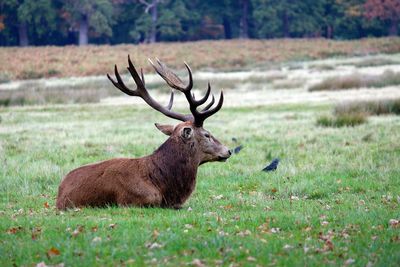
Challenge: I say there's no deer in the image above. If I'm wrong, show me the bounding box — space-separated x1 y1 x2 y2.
56 56 231 210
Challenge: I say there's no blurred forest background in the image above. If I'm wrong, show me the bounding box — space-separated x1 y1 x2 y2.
0 0 399 47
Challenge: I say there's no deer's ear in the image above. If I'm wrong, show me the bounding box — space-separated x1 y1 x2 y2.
181 127 193 139
155 123 174 136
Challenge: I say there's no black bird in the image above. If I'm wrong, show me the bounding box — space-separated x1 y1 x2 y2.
233 145 243 154
262 158 280 172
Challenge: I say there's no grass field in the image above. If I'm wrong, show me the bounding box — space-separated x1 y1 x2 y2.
0 40 400 266
1 102 399 266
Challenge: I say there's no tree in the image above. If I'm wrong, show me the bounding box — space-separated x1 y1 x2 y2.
157 0 195 41
252 0 325 38
364 0 400 36
195 0 240 39
131 0 200 43
62 0 114 45
239 0 249 38
138 0 162 43
0 0 56 46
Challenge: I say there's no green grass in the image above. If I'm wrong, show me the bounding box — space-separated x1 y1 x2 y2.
0 103 399 266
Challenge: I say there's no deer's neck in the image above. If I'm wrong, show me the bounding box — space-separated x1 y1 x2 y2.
148 137 200 207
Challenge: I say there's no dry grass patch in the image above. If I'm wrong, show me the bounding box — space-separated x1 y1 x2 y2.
1 38 400 80
272 79 304 89
317 98 400 127
0 88 115 106
309 70 400 91
335 98 400 116
344 57 400 68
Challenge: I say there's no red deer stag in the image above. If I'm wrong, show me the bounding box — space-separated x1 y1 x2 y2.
56 56 231 210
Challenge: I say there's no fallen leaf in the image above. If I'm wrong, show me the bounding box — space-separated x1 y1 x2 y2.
270 227 280 233
283 244 293 250
389 219 399 228
236 229 251 237
108 223 117 229
304 226 312 232
47 247 60 258
191 259 206 267
6 226 22 234
223 204 233 210
321 221 329 226
344 258 355 265
271 188 278 193
324 240 334 251
31 227 42 240
146 242 163 249
152 229 159 239
213 194 224 200
247 256 256 262
44 202 50 209
71 225 84 237
91 226 98 232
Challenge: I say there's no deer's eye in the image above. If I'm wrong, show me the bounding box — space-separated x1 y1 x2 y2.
204 133 210 138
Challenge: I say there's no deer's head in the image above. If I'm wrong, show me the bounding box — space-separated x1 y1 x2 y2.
107 56 231 165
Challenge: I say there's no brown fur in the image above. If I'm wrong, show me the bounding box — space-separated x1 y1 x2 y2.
56 121 230 210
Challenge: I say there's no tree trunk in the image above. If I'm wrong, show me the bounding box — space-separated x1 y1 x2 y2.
239 0 249 39
223 16 232 39
326 25 333 39
79 15 89 46
18 22 29 47
149 0 158 43
283 10 290 38
389 19 398 36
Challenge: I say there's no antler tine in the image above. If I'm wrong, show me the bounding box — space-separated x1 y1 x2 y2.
107 65 137 96
201 94 215 112
140 68 145 86
166 91 174 110
194 91 224 126
183 62 193 91
194 82 211 106
127 55 146 91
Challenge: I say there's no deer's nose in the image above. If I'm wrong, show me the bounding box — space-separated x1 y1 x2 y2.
228 150 232 156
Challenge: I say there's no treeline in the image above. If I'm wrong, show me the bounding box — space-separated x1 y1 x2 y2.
0 0 399 47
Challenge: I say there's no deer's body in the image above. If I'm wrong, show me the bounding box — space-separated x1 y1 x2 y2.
56 57 230 210
57 124 204 209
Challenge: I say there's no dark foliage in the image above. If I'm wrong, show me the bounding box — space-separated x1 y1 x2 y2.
0 0 398 46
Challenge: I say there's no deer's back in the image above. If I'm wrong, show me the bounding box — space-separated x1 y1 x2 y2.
56 157 161 209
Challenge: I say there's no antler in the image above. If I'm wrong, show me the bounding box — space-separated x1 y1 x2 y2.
149 58 223 127
107 56 223 127
107 55 192 122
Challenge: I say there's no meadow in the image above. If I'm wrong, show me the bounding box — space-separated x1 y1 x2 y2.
0 39 400 266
